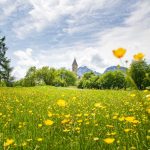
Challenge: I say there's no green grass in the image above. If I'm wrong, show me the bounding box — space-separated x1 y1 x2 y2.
0 86 150 150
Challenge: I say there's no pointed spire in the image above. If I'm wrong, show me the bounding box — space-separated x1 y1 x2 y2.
72 58 78 66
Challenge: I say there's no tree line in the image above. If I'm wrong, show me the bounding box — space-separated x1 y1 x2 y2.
0 35 150 90
78 60 150 90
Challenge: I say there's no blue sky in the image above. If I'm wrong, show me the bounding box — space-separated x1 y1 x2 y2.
0 0 150 78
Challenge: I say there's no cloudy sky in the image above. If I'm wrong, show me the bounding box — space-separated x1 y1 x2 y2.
0 0 150 79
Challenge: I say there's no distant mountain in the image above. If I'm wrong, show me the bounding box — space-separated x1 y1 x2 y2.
104 66 127 73
77 66 100 77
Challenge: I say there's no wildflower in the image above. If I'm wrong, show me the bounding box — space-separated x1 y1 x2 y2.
75 127 80 131
44 119 54 126
63 129 70 132
61 119 70 124
94 103 102 108
48 111 53 117
144 90 148 93
103 138 115 144
133 53 144 61
4 139 14 147
57 100 67 107
124 129 132 132
146 108 150 114
77 120 83 123
147 136 150 140
38 124 42 128
118 116 125 121
113 48 126 58
0 112 2 116
76 113 82 117
93 137 99 141
113 116 117 119
28 110 32 114
125 116 135 123
130 94 136 97
37 138 43 142
84 113 89 117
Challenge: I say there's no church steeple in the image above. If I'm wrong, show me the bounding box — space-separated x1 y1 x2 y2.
72 58 78 75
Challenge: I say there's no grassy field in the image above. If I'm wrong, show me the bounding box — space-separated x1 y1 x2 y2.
0 86 150 150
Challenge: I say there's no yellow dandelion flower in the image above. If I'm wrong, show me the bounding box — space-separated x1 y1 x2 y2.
4 139 14 147
37 138 43 142
85 122 90 125
28 110 32 114
57 100 67 107
75 127 80 131
64 114 70 118
144 90 148 93
118 117 125 121
113 48 126 58
93 137 99 141
48 111 53 117
44 119 54 126
38 124 42 127
124 129 132 132
133 53 144 61
125 116 135 122
146 136 150 140
76 113 82 117
77 120 83 123
61 119 70 124
103 138 115 144
111 132 116 135
146 108 150 114
63 129 70 132
130 94 136 97
113 116 117 119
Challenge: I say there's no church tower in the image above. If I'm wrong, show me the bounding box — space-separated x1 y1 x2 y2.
72 58 78 75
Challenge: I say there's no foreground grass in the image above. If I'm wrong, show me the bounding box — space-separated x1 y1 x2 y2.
0 86 150 150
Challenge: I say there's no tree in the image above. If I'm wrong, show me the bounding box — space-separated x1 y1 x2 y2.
97 71 126 89
0 36 13 86
77 72 98 89
129 60 150 89
36 67 56 85
55 68 77 86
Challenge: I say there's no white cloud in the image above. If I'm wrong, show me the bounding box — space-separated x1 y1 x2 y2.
0 0 20 23
13 48 39 78
12 0 121 38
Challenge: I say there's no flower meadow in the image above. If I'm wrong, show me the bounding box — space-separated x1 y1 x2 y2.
0 86 150 149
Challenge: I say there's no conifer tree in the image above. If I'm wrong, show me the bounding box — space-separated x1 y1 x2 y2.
0 36 13 86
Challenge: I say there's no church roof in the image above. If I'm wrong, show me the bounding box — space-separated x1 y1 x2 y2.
72 58 78 66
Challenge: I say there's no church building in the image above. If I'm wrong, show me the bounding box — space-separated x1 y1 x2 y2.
72 58 78 75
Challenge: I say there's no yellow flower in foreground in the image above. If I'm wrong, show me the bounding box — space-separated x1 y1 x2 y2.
146 108 150 114
48 111 53 117
113 48 126 58
103 138 115 144
130 94 136 97
38 124 42 128
125 116 135 122
133 53 144 61
44 119 54 126
124 129 132 132
93 137 99 141
57 100 67 107
4 139 14 147
37 138 43 142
